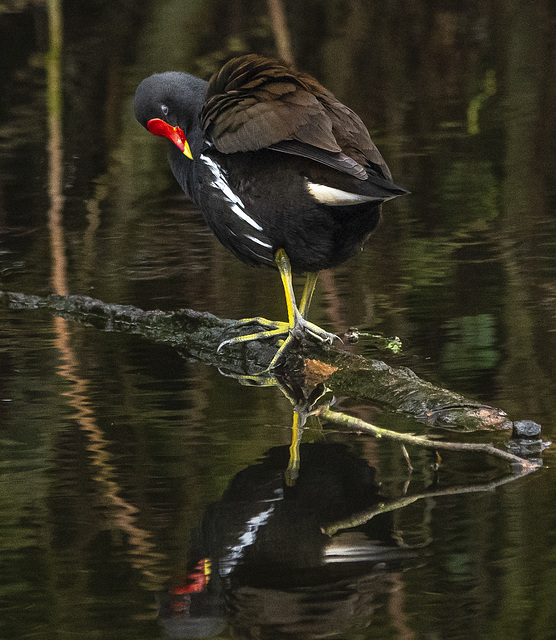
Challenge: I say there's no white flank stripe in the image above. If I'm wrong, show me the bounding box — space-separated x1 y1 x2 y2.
201 154 263 231
219 504 276 575
245 234 272 248
231 204 263 231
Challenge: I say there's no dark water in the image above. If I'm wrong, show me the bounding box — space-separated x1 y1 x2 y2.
1 1 556 639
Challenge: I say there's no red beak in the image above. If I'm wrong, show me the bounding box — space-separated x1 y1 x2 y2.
146 118 193 160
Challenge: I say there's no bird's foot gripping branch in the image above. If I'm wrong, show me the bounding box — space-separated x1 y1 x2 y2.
216 249 339 371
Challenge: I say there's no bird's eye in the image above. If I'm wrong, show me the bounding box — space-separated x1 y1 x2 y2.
161 104 169 116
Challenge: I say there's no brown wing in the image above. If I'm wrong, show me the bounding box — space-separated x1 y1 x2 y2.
201 55 389 181
295 70 393 180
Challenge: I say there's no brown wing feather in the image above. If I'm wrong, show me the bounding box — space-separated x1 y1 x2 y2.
202 55 339 154
295 70 393 180
201 55 389 180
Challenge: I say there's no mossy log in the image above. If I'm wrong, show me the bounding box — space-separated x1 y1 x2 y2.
0 291 514 432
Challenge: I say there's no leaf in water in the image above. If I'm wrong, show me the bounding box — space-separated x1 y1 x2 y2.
303 358 338 385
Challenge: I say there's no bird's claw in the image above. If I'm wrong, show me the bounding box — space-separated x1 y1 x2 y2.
295 316 341 346
216 338 233 353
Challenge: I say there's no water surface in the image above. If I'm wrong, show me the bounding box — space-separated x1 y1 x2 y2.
1 2 555 639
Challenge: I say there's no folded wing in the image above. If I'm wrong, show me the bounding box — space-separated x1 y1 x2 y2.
201 55 394 184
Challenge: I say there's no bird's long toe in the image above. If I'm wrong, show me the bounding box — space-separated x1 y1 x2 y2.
217 318 291 353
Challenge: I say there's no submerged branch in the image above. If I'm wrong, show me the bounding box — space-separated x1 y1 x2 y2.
316 407 540 536
316 406 537 471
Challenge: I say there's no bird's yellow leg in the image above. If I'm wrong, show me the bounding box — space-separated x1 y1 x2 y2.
285 409 304 486
299 271 319 319
275 248 296 325
264 250 301 368
217 250 339 364
268 252 338 368
217 249 295 353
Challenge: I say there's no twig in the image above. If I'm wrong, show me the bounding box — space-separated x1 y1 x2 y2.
322 472 533 536
400 443 413 471
315 406 537 472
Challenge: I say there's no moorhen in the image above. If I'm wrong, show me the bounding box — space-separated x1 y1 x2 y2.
134 54 406 369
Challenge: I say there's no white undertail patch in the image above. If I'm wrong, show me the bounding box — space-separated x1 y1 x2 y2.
307 181 388 206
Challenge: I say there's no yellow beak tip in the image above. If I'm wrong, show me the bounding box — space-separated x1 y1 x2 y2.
183 140 193 160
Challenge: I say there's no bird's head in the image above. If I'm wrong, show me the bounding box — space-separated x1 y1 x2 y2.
134 71 207 160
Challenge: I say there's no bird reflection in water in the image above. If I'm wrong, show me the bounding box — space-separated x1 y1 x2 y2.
157 366 411 640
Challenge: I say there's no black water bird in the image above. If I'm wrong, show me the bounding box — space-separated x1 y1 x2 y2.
134 54 407 368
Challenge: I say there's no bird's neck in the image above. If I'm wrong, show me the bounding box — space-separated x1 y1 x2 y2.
168 137 200 203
